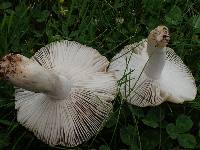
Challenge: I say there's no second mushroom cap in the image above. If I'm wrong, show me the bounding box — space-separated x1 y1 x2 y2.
108 26 197 107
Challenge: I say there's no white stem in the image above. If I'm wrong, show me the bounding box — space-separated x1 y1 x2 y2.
0 54 72 100
145 44 166 80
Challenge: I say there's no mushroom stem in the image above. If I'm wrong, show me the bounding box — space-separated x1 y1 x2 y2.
0 54 71 99
145 45 166 80
144 26 170 80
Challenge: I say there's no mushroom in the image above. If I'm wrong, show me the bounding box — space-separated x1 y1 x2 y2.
0 40 117 147
108 26 197 107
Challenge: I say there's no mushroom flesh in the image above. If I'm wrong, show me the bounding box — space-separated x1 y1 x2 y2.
108 26 197 107
0 40 117 147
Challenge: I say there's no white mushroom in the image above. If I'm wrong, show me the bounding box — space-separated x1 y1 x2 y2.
108 26 197 107
0 40 117 147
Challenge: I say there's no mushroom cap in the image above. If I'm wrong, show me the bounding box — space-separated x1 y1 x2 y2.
108 40 164 107
14 40 117 146
108 37 196 107
159 47 197 103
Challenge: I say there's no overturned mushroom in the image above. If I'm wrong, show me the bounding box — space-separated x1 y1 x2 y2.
108 26 197 107
0 41 117 147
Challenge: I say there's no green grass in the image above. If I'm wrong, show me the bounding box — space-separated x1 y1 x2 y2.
0 0 200 149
